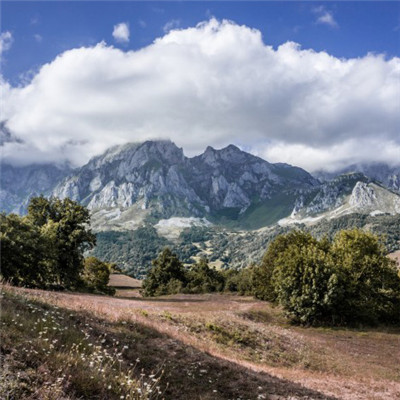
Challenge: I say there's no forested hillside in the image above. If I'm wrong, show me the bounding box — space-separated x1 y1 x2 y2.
92 213 400 278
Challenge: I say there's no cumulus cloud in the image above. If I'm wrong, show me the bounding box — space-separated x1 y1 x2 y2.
112 22 130 43
313 6 338 28
0 31 13 56
1 19 399 171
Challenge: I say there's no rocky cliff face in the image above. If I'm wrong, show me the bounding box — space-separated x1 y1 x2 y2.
315 163 400 193
3 140 399 230
0 163 70 214
188 145 318 212
53 142 207 220
281 173 400 226
349 182 400 214
302 173 369 216
51 140 319 229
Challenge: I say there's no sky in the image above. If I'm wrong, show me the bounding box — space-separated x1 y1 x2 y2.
1 1 399 172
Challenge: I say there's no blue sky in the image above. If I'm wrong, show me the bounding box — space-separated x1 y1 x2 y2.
1 2 399 171
2 1 399 85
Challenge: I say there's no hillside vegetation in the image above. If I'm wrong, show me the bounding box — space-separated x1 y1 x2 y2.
2 196 400 399
141 230 400 326
92 214 400 278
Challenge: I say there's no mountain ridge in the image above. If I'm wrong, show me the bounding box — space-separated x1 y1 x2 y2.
1 140 399 231
51 140 320 230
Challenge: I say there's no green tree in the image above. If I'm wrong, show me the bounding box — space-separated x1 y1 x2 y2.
82 256 114 294
272 238 340 325
331 229 400 324
223 266 254 295
255 229 400 326
253 231 316 302
0 213 53 288
141 248 187 296
186 258 224 293
27 196 96 288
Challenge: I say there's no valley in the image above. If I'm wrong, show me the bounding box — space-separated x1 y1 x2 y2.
2 140 400 278
2 6 400 400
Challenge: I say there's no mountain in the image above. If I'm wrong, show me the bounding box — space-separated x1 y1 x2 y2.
53 140 319 230
0 163 71 214
315 163 400 193
3 140 400 276
280 173 400 225
2 140 399 232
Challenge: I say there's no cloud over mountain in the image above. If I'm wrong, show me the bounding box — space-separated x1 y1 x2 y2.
1 19 399 170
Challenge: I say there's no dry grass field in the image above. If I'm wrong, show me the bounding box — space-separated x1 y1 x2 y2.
1 284 399 399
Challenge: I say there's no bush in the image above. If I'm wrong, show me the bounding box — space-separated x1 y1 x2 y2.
254 229 400 326
330 229 400 324
0 214 54 288
0 196 108 292
141 252 226 296
223 267 254 295
82 257 115 295
141 248 187 296
186 258 225 293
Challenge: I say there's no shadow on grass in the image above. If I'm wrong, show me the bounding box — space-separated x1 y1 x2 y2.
2 288 339 399
62 302 338 399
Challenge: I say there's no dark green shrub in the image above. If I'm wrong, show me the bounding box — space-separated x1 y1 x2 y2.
141 248 187 296
82 257 115 295
223 267 254 295
186 258 225 293
255 229 400 326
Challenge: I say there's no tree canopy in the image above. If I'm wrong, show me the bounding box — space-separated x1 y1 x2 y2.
1 196 96 289
254 229 400 325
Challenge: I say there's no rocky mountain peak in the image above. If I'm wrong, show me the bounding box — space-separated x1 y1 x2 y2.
314 163 400 194
87 140 184 170
200 143 262 167
5 139 397 231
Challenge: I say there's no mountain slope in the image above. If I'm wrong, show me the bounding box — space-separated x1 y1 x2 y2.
2 140 399 231
0 163 70 214
280 174 400 225
53 140 319 230
315 163 400 193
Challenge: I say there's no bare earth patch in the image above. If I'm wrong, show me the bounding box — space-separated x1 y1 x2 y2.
2 285 399 400
108 273 142 288
389 250 400 269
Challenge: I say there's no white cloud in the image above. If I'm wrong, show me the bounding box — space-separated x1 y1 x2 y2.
163 19 180 33
34 34 43 43
112 22 130 43
257 139 400 173
313 6 338 28
1 19 399 171
0 31 13 56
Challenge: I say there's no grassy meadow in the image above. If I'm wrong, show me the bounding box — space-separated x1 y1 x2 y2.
1 283 399 400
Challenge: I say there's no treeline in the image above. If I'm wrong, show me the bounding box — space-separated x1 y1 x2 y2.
93 226 170 278
0 196 114 294
142 229 400 326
